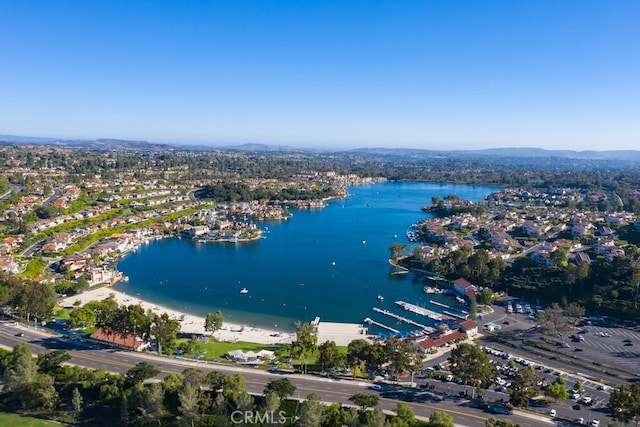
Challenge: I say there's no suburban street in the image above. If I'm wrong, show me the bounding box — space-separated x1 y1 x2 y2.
1 321 561 427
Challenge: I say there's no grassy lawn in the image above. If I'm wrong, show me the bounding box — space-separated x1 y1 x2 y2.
0 412 64 426
53 306 70 320
193 339 288 360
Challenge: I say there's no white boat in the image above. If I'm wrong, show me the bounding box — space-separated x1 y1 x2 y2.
240 288 248 294
377 295 384 302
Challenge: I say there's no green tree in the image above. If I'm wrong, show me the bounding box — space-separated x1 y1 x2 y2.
544 382 568 402
448 343 497 387
143 382 165 426
469 298 478 321
573 379 584 395
349 393 379 413
223 373 248 409
389 243 408 261
68 305 96 328
71 387 83 418
385 336 413 379
427 411 454 427
178 381 200 427
5 343 38 391
37 350 71 375
509 366 540 408
476 288 493 305
122 304 152 340
151 312 181 355
11 279 56 323
324 403 359 427
609 382 640 425
22 373 58 411
262 391 281 413
394 402 417 425
264 378 296 400
317 340 344 373
564 302 586 328
204 310 224 336
298 393 325 427
364 407 387 427
125 362 160 386
363 341 388 375
346 338 370 369
486 418 522 427
292 321 318 374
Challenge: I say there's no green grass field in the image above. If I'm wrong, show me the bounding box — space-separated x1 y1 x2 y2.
0 412 66 426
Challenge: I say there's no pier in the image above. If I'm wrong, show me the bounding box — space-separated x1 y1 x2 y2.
443 311 468 320
430 300 469 320
395 301 446 321
363 317 399 333
372 307 433 332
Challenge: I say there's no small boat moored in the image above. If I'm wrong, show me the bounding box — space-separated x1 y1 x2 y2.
240 288 249 294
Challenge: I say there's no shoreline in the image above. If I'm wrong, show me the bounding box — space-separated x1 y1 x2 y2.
60 287 294 345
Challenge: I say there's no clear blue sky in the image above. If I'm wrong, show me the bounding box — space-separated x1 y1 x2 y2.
1 1 638 150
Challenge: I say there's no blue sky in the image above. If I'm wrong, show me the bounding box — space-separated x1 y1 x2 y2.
1 1 639 150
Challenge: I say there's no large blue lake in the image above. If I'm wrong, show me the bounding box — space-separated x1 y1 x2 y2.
115 182 499 332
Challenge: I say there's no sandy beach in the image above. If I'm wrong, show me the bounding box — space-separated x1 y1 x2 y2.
60 287 294 345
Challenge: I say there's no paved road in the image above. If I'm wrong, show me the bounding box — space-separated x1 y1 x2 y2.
0 184 24 201
0 322 557 427
42 188 63 205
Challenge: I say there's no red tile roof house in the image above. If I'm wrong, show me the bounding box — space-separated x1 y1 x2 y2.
453 278 477 301
90 327 149 352
414 331 466 353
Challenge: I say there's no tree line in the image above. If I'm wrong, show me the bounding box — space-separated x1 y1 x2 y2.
0 342 529 426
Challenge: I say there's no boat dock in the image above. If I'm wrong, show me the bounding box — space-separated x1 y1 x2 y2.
430 300 469 320
372 307 433 332
443 311 468 320
395 301 446 321
363 317 399 333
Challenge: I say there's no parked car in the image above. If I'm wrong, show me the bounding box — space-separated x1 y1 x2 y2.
549 409 556 417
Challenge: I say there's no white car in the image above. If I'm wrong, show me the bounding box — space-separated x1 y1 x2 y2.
575 418 584 425
590 420 600 427
549 409 556 417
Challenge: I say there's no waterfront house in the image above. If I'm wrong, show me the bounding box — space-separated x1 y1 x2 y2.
415 330 466 353
453 278 477 300
90 327 148 352
574 252 591 265
458 320 479 336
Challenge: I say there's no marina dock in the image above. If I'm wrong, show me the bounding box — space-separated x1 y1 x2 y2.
363 317 399 333
395 300 447 321
443 311 468 320
372 307 434 332
430 300 469 320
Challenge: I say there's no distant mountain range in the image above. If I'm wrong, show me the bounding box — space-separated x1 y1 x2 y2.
350 147 640 161
1 134 639 161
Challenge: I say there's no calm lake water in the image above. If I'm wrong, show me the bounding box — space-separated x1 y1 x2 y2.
115 182 499 333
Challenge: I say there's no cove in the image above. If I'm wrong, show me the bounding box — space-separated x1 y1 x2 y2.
115 182 500 332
